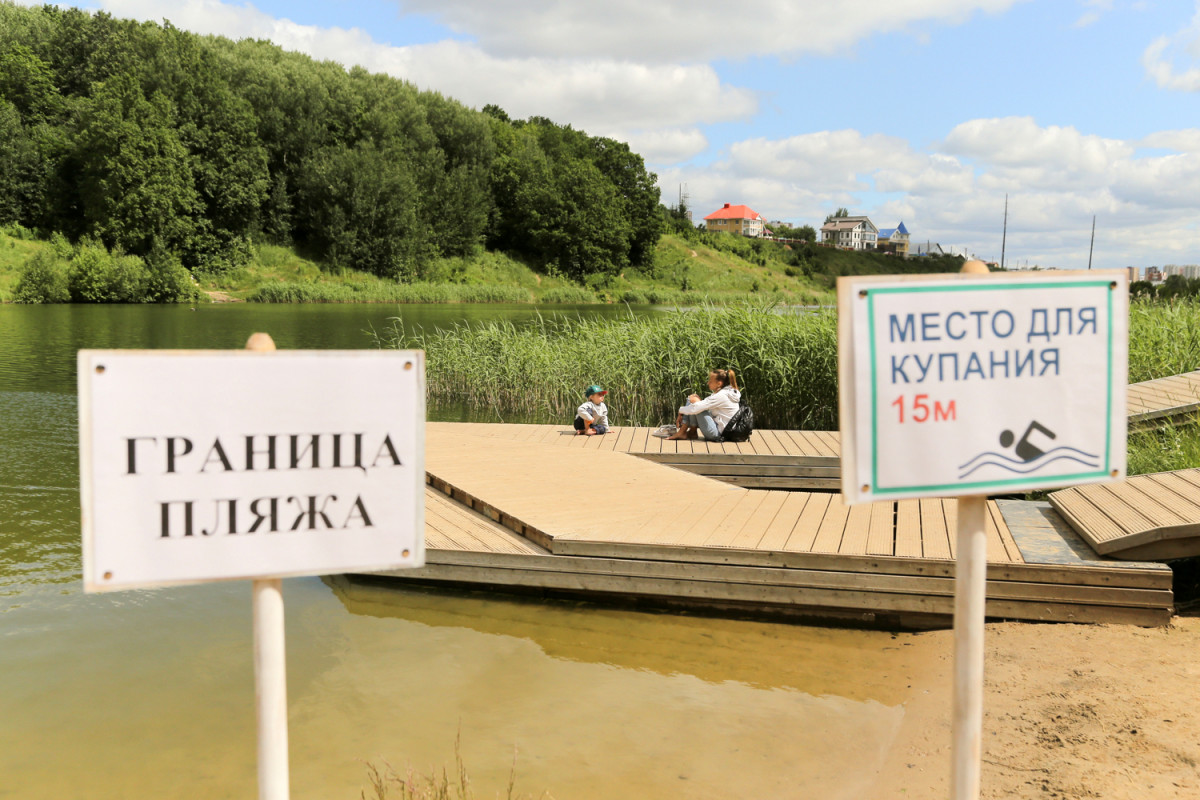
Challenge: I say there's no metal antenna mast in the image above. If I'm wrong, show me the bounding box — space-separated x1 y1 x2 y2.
1000 194 1008 270
1087 215 1095 270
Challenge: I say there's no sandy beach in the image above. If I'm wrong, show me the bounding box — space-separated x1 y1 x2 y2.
872 615 1200 799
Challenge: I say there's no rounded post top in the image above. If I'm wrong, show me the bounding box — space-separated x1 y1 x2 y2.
245 332 277 352
961 259 989 275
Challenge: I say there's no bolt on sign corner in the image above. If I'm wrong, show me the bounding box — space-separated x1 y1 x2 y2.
837 272 1128 505
79 350 426 592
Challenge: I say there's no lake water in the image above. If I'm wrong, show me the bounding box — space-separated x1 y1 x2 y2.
0 303 927 799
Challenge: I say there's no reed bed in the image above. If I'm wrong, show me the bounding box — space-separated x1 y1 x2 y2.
614 288 794 305
382 304 839 429
536 286 598 304
250 281 532 304
1128 298 1200 383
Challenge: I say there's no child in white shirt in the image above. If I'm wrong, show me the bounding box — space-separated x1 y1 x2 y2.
574 385 609 435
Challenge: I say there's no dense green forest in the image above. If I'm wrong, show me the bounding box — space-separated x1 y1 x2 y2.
0 2 661 299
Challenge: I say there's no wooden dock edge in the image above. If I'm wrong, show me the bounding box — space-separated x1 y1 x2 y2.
1128 403 1200 428
1051 501 1200 561
371 559 1171 629
414 470 1173 629
426 472 1173 592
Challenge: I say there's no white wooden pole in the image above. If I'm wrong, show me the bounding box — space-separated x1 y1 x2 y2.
246 333 290 800
951 495 987 800
254 577 289 800
951 259 990 800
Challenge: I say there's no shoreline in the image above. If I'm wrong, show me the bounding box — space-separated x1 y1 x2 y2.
871 616 1200 798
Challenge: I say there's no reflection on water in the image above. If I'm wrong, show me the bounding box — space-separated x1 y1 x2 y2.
0 391 79 604
0 304 930 799
0 302 657 394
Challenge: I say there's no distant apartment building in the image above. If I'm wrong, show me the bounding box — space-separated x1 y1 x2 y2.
820 216 877 250
1125 266 1140 282
1162 264 1200 279
703 203 765 237
876 222 910 256
1146 266 1164 283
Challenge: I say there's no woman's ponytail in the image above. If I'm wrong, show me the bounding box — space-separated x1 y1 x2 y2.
713 368 739 391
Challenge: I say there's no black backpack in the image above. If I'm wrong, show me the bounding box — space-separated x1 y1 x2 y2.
719 396 754 443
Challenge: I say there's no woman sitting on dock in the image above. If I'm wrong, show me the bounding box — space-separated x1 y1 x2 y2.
668 369 740 441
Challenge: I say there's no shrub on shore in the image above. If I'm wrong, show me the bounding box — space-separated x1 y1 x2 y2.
12 251 69 303
14 241 198 303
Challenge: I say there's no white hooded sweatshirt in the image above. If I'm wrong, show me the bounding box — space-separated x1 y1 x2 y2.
678 386 741 433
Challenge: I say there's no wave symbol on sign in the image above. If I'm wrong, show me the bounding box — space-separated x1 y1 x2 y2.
957 446 1100 479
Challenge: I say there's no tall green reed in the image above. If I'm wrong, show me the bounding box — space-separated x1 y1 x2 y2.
1128 298 1200 382
381 304 839 429
251 281 532 304
380 298 1195 431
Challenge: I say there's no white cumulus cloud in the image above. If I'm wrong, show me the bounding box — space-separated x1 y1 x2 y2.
672 117 1200 268
1142 4 1200 91
395 0 1026 62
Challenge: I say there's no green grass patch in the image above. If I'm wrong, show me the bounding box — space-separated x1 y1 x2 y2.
1127 415 1200 477
616 234 831 304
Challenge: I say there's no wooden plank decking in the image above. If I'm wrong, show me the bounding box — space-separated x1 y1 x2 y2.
371 424 1175 628
1127 370 1200 428
1049 468 1200 560
431 365 1199 491
427 421 840 489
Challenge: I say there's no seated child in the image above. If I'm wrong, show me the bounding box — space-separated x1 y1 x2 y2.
574 384 609 435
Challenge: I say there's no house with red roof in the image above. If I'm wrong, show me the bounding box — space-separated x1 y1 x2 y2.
703 203 765 238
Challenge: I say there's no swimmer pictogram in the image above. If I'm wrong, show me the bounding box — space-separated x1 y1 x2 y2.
958 421 1100 479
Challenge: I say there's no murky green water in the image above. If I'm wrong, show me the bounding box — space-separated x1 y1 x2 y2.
0 303 924 799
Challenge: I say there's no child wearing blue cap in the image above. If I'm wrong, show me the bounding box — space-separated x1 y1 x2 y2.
574 385 609 435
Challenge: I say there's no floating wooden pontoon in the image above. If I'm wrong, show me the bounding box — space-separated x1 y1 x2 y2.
364 425 1174 628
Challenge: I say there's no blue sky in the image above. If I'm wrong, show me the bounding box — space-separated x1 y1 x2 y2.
41 1 1200 269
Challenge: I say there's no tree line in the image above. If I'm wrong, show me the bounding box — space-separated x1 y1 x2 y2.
1131 276 1200 301
0 2 661 288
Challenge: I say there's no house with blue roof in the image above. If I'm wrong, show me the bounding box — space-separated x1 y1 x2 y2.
876 222 910 257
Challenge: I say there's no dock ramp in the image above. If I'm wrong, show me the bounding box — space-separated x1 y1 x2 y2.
1050 468 1200 561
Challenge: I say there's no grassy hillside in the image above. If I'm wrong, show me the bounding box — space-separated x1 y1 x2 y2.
1 224 974 305
0 227 840 304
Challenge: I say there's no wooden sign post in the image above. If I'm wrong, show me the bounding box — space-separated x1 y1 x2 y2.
79 334 427 800
838 263 1128 799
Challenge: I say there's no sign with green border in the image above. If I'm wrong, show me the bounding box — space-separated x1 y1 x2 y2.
837 272 1128 505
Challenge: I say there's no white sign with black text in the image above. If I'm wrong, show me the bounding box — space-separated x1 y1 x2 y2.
838 271 1128 505
79 350 425 592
